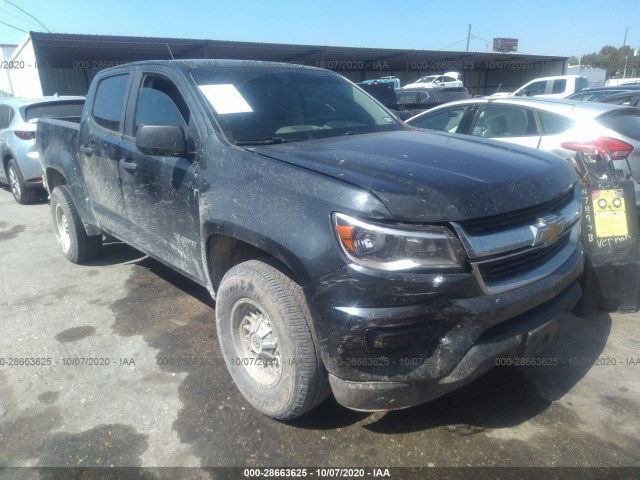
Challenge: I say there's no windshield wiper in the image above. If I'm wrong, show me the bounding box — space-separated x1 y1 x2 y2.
235 136 287 146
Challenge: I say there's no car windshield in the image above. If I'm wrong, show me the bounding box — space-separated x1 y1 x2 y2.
22 101 84 122
397 91 431 105
416 76 438 84
191 66 399 144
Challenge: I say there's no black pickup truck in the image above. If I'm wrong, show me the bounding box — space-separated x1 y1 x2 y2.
38 60 583 420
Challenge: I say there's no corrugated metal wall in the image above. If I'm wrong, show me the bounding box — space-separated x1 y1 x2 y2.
337 58 566 95
38 67 102 96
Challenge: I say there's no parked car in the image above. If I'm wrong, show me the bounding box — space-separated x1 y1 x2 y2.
598 91 640 108
357 82 470 120
0 96 85 203
38 60 583 420
492 75 588 99
396 87 470 115
566 85 640 101
360 76 401 89
402 72 463 89
356 81 411 119
406 97 640 205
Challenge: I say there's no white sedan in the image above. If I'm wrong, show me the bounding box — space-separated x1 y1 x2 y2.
406 96 640 206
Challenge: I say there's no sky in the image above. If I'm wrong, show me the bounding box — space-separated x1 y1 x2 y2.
1 0 639 58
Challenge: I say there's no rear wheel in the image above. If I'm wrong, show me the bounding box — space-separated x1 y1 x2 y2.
7 159 37 204
216 260 330 420
50 185 101 263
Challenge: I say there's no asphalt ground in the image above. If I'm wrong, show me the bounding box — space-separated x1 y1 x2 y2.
0 185 639 479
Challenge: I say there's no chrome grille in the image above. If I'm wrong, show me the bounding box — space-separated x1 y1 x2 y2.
452 188 582 294
476 232 571 282
458 188 575 235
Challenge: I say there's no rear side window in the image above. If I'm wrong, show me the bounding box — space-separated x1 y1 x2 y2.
23 101 84 121
598 110 640 141
410 106 469 133
0 105 13 129
575 77 588 92
92 74 129 131
397 91 430 105
537 111 575 135
551 79 567 94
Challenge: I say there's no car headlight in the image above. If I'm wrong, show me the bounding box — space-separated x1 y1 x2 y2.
332 213 465 271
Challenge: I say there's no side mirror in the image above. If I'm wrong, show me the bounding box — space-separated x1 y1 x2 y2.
136 124 187 157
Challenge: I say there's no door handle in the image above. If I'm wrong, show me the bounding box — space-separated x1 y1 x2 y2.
80 145 93 156
120 159 138 173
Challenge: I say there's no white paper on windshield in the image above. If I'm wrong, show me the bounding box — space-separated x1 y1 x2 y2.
198 84 253 114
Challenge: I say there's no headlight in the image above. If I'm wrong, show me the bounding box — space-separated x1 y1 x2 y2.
332 213 465 271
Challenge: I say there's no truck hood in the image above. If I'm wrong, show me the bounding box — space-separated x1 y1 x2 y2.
253 130 577 223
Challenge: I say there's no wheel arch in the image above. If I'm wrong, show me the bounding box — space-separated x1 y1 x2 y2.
205 229 306 297
2 151 14 176
45 166 101 237
45 166 68 192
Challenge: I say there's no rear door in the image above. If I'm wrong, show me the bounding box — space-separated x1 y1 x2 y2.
118 69 205 281
547 78 569 98
78 73 132 233
535 110 576 152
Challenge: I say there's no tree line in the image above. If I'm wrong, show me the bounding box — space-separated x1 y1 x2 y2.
570 45 639 79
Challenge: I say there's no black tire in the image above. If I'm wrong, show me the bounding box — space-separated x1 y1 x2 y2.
7 159 37 204
216 260 331 420
50 185 102 263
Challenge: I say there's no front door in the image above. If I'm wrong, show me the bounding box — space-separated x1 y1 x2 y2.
118 72 204 281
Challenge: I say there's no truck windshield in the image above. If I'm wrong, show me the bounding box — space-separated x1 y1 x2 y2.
191 66 399 144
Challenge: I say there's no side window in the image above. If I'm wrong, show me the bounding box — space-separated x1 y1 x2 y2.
521 80 547 97
551 79 567 94
471 105 538 138
134 75 190 135
575 77 588 92
537 111 576 134
411 106 469 133
0 106 13 129
92 74 129 131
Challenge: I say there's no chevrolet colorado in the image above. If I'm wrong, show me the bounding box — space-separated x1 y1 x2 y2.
37 60 583 419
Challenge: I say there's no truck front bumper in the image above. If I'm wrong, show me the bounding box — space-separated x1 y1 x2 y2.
327 281 580 411
303 243 583 411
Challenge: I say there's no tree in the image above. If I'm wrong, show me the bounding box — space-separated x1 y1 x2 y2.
576 45 640 79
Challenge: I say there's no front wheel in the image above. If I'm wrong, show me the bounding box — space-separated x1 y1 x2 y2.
50 185 102 263
216 260 330 420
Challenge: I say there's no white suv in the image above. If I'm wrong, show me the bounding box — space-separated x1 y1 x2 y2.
402 71 463 89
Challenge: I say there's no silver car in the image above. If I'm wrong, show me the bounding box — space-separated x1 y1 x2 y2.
0 96 84 204
406 97 640 206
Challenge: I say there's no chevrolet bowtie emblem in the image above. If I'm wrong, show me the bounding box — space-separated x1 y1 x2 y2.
530 214 565 247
